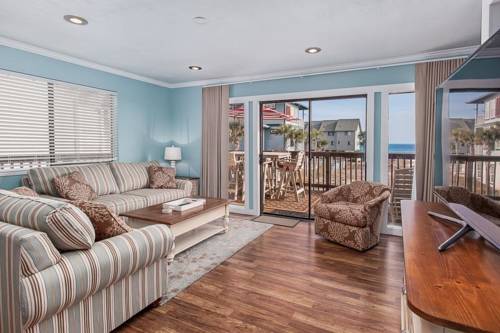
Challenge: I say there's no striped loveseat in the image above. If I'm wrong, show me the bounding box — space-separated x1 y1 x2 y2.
0 189 174 333
24 161 192 214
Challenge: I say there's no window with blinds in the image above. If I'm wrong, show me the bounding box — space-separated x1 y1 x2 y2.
0 70 117 174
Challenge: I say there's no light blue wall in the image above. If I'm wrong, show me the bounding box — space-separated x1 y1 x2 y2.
0 46 170 189
230 65 415 97
166 86 203 177
170 64 416 210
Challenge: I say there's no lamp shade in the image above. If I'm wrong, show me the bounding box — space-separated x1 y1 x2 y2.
164 146 182 161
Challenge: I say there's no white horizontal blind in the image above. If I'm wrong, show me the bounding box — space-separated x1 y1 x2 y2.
0 70 117 174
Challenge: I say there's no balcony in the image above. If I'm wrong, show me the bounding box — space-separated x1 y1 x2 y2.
448 154 500 198
262 151 416 223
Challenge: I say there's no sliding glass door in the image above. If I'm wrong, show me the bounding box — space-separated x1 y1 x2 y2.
309 96 367 218
259 100 309 218
260 95 367 219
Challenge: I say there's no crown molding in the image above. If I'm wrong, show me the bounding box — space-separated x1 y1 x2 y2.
169 45 478 88
0 35 478 89
0 36 173 88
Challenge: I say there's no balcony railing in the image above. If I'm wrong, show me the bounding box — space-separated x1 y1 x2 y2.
449 154 500 198
303 151 415 190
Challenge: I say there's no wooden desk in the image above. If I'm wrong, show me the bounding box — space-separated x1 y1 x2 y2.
401 201 500 333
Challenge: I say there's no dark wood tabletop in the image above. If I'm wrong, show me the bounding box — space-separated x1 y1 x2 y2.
401 201 500 333
122 197 228 225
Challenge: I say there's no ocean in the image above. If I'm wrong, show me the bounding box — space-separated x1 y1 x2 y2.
389 143 415 153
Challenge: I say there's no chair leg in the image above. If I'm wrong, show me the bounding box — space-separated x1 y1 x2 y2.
241 174 245 202
234 173 239 201
297 171 306 198
291 172 300 202
278 170 287 199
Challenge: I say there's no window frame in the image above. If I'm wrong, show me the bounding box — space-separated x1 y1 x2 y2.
0 69 118 176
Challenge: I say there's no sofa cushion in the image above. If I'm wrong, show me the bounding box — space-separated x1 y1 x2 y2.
53 171 98 201
72 201 132 241
110 161 160 193
10 186 39 197
314 201 368 227
0 190 95 251
93 194 148 215
20 224 173 328
125 188 190 206
28 163 119 196
148 165 177 189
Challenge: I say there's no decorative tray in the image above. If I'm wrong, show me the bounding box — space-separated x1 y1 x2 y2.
163 198 206 212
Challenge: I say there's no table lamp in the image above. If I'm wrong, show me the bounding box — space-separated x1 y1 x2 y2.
164 145 182 168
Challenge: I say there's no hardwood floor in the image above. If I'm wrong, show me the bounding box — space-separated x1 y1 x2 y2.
116 221 404 333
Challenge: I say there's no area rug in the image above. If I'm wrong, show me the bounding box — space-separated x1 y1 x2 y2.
164 216 272 302
253 215 300 227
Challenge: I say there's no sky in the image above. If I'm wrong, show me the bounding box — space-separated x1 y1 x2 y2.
388 93 415 144
298 94 416 144
448 91 489 119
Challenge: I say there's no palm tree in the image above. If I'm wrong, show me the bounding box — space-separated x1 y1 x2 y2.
317 139 329 151
289 128 306 147
451 128 474 154
229 121 244 150
275 124 293 138
358 131 366 146
275 124 305 150
475 126 500 155
308 128 324 151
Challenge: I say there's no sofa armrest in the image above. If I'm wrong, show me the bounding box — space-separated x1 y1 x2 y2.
19 224 174 329
96 224 175 271
176 178 193 196
0 222 43 333
364 190 391 226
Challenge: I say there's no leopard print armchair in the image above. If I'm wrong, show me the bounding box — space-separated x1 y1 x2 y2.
434 186 500 226
314 181 391 251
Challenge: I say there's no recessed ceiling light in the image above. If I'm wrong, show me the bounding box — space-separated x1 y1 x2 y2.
192 16 208 24
305 47 322 54
64 15 88 25
188 65 203 71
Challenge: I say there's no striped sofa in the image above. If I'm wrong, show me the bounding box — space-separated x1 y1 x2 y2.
24 161 193 214
0 161 188 332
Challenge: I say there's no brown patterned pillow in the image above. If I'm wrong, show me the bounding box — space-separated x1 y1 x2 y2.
11 186 39 197
53 171 97 201
148 165 177 189
71 201 132 241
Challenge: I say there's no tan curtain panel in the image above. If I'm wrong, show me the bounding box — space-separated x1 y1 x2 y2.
201 85 229 198
415 59 464 201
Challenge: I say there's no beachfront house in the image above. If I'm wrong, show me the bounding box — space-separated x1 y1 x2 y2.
306 119 362 151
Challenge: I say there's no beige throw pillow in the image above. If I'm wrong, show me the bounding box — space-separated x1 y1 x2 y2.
53 171 97 201
72 201 132 241
148 165 177 189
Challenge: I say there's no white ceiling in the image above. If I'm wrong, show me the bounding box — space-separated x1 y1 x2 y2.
0 0 482 87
